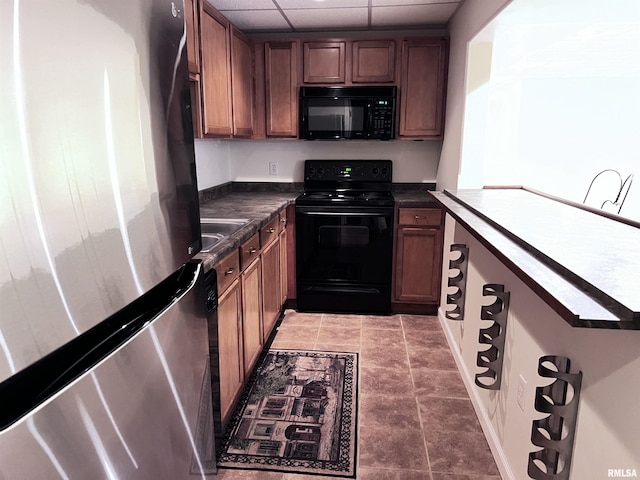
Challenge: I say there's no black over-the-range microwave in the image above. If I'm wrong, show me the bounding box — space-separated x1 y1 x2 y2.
299 86 397 140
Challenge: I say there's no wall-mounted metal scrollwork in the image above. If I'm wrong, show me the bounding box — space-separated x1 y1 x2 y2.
445 244 469 320
528 355 582 480
474 284 510 390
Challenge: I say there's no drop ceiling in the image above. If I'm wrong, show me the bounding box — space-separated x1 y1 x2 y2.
204 0 462 33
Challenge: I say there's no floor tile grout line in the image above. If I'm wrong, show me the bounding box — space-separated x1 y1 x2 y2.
248 312 492 479
400 314 434 478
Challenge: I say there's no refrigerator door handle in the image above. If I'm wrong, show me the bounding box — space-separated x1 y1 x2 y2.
0 261 202 433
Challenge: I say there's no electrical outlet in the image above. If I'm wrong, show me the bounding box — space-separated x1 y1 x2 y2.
517 374 527 412
269 161 278 176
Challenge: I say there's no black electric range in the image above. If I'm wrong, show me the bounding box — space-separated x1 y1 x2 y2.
295 160 395 314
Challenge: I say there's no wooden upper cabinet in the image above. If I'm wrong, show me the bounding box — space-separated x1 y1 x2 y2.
200 5 232 137
265 41 298 137
230 27 253 138
352 40 395 83
303 41 346 84
399 38 448 138
184 0 200 74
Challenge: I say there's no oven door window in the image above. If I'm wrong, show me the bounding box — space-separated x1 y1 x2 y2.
296 210 393 285
303 98 367 139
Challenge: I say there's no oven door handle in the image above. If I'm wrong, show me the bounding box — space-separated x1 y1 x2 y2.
298 211 387 217
302 286 382 295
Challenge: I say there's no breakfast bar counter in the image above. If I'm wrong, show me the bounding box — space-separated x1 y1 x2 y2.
431 187 640 329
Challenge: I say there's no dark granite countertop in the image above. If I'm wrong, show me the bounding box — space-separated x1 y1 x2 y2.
193 181 438 269
392 183 438 206
431 188 640 329
195 185 301 269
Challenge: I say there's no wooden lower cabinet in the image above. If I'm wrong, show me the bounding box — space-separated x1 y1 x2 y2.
279 210 288 305
394 227 442 303
279 229 287 306
393 207 444 309
261 237 281 342
241 256 263 376
217 278 243 425
214 209 289 424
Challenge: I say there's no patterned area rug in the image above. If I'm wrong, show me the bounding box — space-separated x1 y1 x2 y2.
216 349 358 478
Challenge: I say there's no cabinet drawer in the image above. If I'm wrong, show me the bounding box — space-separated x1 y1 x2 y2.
398 208 442 227
239 232 260 269
260 216 279 247
214 249 240 294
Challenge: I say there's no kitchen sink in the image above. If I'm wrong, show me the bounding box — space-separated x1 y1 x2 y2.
201 218 250 235
200 233 226 253
199 218 250 253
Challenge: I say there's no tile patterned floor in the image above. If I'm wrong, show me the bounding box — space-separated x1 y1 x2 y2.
215 311 501 480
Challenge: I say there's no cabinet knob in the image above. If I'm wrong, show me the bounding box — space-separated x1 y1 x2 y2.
268 227 275 233
414 215 421 219
249 247 257 254
280 218 287 223
225 267 235 275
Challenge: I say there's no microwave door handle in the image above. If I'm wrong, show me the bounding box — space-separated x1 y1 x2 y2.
367 104 373 137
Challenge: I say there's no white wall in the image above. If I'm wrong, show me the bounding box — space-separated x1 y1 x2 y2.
194 139 231 190
436 0 512 190
461 0 640 221
195 138 441 188
441 222 640 480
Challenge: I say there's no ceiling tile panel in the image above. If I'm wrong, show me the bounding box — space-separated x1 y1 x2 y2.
221 10 292 30
372 0 458 5
277 0 368 8
371 3 458 26
206 0 277 10
285 7 368 29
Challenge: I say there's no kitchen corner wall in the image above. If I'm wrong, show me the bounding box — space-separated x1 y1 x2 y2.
194 138 441 190
437 0 512 190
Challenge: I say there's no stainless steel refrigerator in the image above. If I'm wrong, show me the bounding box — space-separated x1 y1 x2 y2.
0 1 216 478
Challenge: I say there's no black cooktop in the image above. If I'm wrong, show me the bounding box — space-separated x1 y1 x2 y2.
296 190 394 206
297 159 394 207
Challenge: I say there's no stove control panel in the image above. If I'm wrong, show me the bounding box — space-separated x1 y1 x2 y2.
304 160 392 182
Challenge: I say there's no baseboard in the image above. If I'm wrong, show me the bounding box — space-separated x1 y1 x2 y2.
391 302 438 315
437 307 515 480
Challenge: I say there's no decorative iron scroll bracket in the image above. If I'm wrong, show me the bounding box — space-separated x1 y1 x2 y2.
445 244 469 320
475 284 510 390
528 355 582 480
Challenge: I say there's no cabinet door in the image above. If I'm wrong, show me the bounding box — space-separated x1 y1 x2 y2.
200 5 232 137
352 40 395 83
217 279 243 425
399 38 448 138
184 0 200 74
393 226 443 303
230 27 253 138
189 73 203 139
279 229 287 306
303 41 345 84
265 41 298 137
261 237 281 342
241 257 263 376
